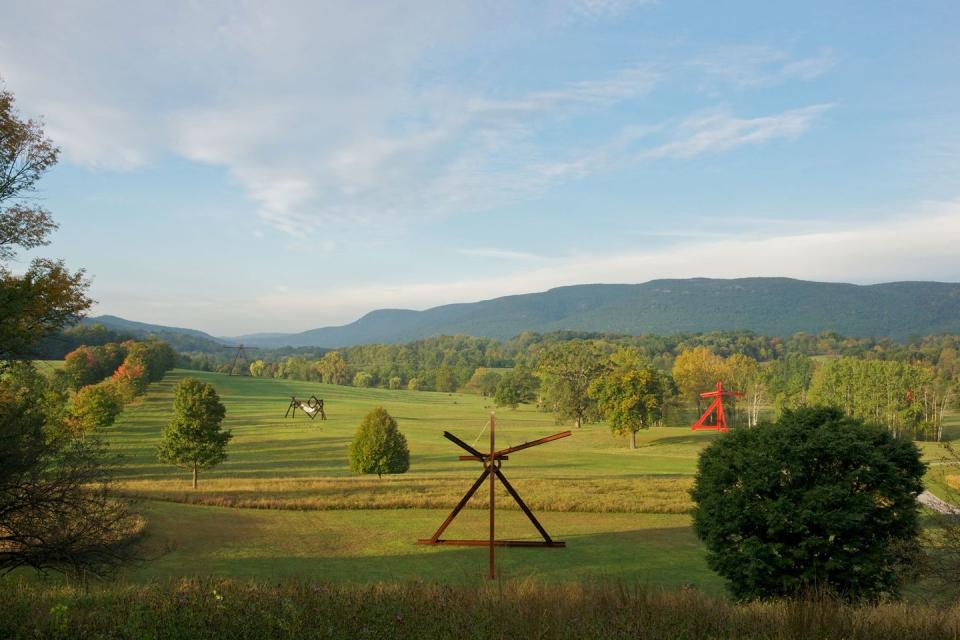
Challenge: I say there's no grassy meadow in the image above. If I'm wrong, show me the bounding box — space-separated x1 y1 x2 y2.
60 369 954 588
7 367 960 637
96 369 726 587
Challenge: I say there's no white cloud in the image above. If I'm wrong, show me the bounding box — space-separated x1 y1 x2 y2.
691 45 837 88
1 2 832 236
643 104 832 159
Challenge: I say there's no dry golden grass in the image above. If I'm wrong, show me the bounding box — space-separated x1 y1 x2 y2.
115 475 695 513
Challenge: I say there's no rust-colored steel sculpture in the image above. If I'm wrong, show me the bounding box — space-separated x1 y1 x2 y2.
690 380 744 433
418 414 570 579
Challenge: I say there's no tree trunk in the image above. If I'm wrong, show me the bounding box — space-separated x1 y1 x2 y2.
575 416 582 429
630 431 637 449
192 464 198 489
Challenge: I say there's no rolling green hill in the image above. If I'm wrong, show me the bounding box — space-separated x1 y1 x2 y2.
235 278 960 347
80 315 228 352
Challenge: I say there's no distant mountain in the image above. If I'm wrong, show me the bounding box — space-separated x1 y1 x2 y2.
81 315 229 352
229 278 960 348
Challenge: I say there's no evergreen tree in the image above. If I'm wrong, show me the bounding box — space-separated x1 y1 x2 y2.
348 407 409 478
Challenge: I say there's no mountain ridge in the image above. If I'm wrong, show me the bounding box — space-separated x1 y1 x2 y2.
86 278 960 348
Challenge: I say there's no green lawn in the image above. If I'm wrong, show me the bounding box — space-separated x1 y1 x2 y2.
109 370 715 514
110 370 718 482
87 369 958 588
96 370 722 585
124 501 722 591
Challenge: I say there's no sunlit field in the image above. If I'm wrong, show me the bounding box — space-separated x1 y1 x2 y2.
109 370 711 512
71 369 951 590
93 370 722 585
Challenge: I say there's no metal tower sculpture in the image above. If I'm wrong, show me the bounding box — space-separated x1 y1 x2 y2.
226 344 249 376
690 380 744 433
418 414 570 579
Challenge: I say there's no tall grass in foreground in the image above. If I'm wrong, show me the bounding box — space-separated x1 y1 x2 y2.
3 578 960 640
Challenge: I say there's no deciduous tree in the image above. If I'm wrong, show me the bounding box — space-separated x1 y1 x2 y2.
318 351 352 385
1 369 141 578
0 86 139 579
493 364 538 409
0 88 89 368
157 378 231 488
765 353 816 415
248 359 265 377
672 346 725 412
353 371 373 387
589 348 668 449
69 382 122 433
724 353 759 427
536 340 606 428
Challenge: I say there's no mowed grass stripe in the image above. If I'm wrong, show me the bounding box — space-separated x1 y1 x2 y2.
108 370 715 512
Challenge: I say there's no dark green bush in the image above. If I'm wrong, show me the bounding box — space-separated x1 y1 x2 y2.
692 406 925 601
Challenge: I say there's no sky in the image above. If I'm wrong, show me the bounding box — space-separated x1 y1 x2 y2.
1 1 958 336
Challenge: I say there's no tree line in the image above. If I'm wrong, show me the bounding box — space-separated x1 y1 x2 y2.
61 339 178 432
218 330 959 446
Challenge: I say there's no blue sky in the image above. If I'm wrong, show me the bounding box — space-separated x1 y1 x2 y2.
2 1 958 335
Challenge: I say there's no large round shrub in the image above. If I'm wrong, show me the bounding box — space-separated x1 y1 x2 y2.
349 407 410 478
691 406 925 601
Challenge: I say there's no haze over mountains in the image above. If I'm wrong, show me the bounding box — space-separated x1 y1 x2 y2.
86 278 960 348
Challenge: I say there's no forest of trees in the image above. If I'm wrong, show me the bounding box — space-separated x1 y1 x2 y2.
169 328 960 442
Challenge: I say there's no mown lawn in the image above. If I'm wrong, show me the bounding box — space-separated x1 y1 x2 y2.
120 501 721 590
90 370 720 586
108 370 715 512
76 369 959 589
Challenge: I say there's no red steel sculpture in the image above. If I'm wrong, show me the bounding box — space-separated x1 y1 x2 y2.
418 413 570 579
690 380 744 433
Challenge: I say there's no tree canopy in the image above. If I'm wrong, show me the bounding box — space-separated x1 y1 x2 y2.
0 88 90 368
0 84 140 579
691 406 925 601
493 364 539 409
536 340 607 428
157 378 231 488
589 348 669 448
348 407 410 478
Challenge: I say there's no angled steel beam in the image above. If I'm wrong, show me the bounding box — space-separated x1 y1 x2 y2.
421 539 566 548
493 466 552 543
425 467 490 543
443 430 486 459
492 430 571 458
